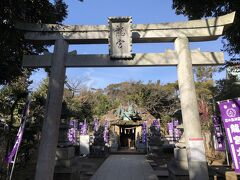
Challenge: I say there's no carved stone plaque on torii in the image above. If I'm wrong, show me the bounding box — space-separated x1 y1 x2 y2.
15 12 235 180
108 16 132 59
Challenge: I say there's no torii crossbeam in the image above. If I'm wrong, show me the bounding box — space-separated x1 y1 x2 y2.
23 50 224 67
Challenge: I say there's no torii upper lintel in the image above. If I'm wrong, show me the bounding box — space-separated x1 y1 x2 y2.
15 12 235 44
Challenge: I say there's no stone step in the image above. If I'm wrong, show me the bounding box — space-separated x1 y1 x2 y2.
55 147 75 160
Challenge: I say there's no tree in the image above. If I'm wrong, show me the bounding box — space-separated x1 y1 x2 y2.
92 92 113 117
0 70 30 165
213 75 240 102
193 67 217 82
172 0 240 57
0 0 68 84
105 81 180 120
30 78 49 127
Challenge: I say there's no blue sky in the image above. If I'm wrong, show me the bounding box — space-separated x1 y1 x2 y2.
30 0 228 90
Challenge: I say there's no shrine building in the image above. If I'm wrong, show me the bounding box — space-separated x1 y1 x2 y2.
101 104 155 149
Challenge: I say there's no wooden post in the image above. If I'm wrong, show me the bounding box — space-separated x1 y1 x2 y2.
175 37 209 180
35 39 68 180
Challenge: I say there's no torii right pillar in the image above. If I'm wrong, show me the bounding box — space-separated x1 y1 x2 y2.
175 36 209 180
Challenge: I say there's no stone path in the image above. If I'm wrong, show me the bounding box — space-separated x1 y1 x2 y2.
90 155 158 180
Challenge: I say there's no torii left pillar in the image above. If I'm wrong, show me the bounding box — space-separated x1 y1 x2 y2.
35 39 69 180
175 37 209 180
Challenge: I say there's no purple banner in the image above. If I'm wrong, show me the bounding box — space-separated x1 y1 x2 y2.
6 121 25 164
167 122 173 136
152 119 160 131
79 119 88 135
167 119 181 140
6 100 30 164
93 118 100 132
212 116 225 151
218 98 240 173
103 120 110 143
173 120 180 139
69 119 78 129
68 128 77 144
68 119 77 144
142 121 147 143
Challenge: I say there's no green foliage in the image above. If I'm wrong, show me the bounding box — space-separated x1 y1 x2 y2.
106 81 180 119
69 98 93 120
30 78 49 127
192 67 216 130
92 93 112 117
93 126 105 146
172 0 240 56
213 75 240 102
63 89 94 121
195 80 214 101
160 114 172 134
0 71 30 124
194 67 217 82
0 0 68 84
0 71 30 172
191 67 240 130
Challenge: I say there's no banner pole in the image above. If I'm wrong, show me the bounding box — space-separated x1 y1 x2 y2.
225 139 230 166
9 121 23 180
6 99 30 180
222 122 230 166
9 118 26 180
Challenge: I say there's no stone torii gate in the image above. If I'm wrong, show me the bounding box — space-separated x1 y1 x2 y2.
16 12 235 180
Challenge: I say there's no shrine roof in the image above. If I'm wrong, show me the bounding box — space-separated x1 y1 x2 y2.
100 106 155 126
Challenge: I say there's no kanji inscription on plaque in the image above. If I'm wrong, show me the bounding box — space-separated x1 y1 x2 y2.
108 17 132 59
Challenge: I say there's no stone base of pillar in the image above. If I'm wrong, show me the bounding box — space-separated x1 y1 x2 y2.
168 161 189 180
167 147 189 180
188 161 209 179
174 148 187 160
54 146 78 179
56 147 75 160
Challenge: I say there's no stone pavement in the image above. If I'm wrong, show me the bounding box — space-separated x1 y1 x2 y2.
91 155 158 180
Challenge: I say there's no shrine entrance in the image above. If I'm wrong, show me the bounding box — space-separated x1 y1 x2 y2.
16 12 235 180
120 126 136 149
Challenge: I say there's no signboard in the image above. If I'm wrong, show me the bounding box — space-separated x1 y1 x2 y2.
218 98 240 173
108 16 132 59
